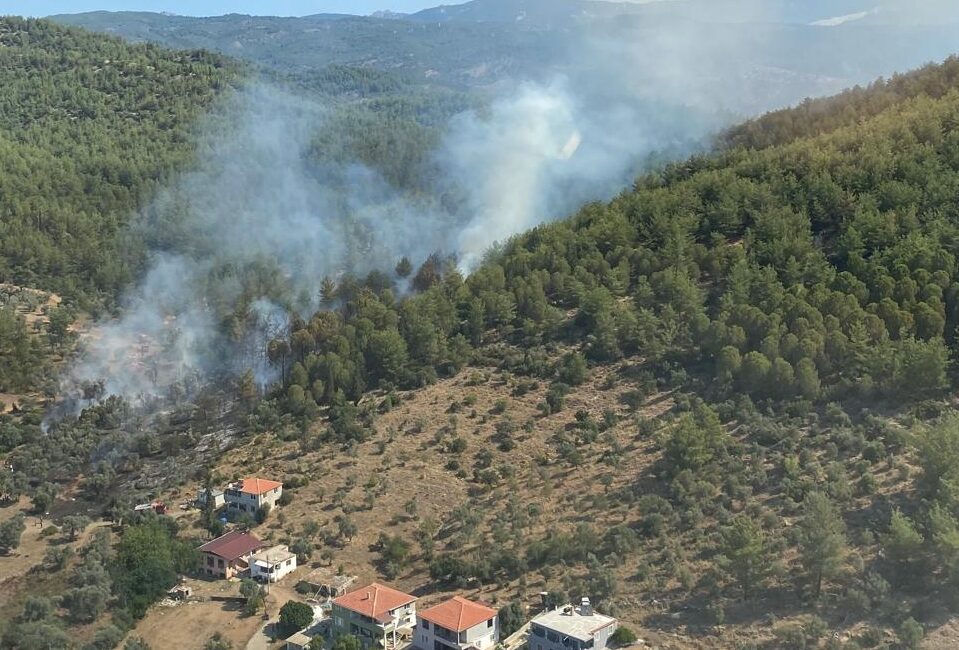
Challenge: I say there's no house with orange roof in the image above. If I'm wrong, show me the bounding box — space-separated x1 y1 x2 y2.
415 596 499 650
224 477 283 514
331 582 418 650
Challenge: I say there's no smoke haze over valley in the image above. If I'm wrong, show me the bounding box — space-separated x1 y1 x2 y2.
46 0 959 416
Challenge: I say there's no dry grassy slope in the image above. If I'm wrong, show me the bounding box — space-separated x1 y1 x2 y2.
205 359 734 645
213 362 669 606
200 356 941 649
0 495 114 646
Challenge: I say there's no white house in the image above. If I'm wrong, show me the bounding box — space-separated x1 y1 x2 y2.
224 477 283 513
250 544 297 583
416 596 499 650
530 599 617 650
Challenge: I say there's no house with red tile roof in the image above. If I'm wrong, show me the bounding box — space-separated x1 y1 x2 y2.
331 582 418 650
224 477 283 514
415 596 499 650
197 530 263 579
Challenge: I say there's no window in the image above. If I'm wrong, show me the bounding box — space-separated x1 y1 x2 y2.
422 621 430 630
206 556 214 566
487 619 494 628
218 559 224 568
532 627 545 638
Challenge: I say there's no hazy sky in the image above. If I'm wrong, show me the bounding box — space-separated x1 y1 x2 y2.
0 1 445 17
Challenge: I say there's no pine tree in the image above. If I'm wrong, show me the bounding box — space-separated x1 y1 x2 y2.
796 493 846 599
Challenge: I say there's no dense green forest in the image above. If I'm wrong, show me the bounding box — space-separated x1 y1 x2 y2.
273 55 959 414
0 18 236 304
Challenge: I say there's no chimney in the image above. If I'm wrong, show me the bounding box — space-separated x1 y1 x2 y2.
539 592 549 610
580 597 592 616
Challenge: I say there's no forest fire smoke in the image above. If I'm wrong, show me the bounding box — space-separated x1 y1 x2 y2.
48 4 865 424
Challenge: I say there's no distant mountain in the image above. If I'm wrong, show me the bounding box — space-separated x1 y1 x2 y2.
408 0 644 28
409 0 959 29
50 11 566 88
49 4 959 103
370 10 409 20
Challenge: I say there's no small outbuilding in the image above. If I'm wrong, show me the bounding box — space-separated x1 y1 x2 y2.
298 568 357 599
285 621 326 650
197 488 225 509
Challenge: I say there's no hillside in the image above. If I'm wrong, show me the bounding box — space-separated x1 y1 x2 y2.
3 13 959 650
49 6 959 105
0 17 237 305
49 11 565 88
206 54 959 649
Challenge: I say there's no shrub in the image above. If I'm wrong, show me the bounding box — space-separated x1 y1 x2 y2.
85 625 125 650
773 625 807 650
331 636 361 650
610 626 637 646
558 352 588 386
898 618 923 650
544 383 571 414
0 514 26 553
278 600 314 636
858 627 883 648
39 525 59 538
205 633 233 650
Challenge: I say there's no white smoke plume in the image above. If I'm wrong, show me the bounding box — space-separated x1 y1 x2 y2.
52 4 956 421
54 85 452 421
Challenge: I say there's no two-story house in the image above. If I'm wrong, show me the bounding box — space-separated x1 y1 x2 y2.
332 583 417 650
415 596 499 650
250 544 297 583
224 478 283 514
529 599 617 650
197 530 263 579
